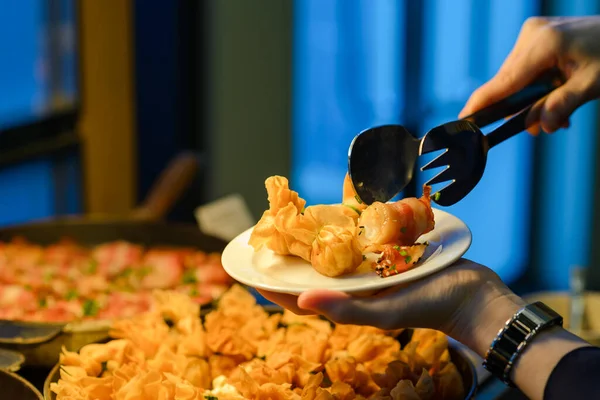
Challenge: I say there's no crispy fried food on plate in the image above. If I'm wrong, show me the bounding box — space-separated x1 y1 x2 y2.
277 204 359 265
342 172 368 219
249 174 436 279
249 176 306 256
357 185 434 251
311 225 363 277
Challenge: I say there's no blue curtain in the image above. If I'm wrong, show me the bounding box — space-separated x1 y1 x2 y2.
415 0 540 284
0 0 81 224
535 0 600 289
0 161 56 225
292 0 404 205
292 0 599 287
0 0 44 128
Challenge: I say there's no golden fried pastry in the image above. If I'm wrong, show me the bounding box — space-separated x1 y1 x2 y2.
347 333 400 363
415 369 435 400
433 362 465 400
249 176 306 257
52 286 465 400
311 225 363 277
390 380 421 400
250 173 436 281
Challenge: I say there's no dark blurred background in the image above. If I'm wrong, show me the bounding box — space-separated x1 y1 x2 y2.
0 0 599 295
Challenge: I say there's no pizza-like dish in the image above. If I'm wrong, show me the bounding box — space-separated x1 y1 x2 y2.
0 238 233 322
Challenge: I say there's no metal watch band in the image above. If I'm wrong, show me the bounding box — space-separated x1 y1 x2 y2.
483 301 563 386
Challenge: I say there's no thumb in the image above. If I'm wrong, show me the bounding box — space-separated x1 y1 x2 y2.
298 289 397 329
297 289 350 311
298 281 442 331
540 70 599 133
459 56 555 118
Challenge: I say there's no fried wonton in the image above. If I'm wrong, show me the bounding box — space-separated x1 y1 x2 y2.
52 287 465 400
249 176 306 256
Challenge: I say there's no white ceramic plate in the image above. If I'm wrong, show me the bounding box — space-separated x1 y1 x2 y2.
222 208 472 295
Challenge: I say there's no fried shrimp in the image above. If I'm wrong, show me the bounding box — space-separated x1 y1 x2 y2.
357 185 434 251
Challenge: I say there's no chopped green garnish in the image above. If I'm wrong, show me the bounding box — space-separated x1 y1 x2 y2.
136 266 153 277
119 268 133 278
204 395 218 400
43 271 53 283
343 204 361 215
399 250 408 256
362 255 367 261
82 299 100 317
189 287 200 297
182 269 198 284
354 195 363 204
400 227 407 234
38 298 47 308
86 260 98 274
404 256 412 264
65 289 78 301
393 245 401 251
390 264 397 271
433 192 441 201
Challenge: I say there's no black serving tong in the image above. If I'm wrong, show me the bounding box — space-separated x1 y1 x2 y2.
348 68 565 206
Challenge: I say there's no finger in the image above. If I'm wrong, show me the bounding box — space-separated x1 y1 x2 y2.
298 289 398 329
298 259 484 331
297 282 414 313
459 31 558 118
298 289 352 310
540 70 600 133
523 97 548 135
298 279 443 331
527 123 542 136
255 289 316 316
502 99 543 136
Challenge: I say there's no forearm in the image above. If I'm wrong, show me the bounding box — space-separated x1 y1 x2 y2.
453 281 590 400
511 327 589 400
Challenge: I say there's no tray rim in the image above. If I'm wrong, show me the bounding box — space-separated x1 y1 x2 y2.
1 368 44 400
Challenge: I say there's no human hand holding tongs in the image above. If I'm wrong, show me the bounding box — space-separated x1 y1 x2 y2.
348 68 565 206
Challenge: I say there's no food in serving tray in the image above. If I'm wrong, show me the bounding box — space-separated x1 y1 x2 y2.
51 284 465 400
248 175 435 278
0 238 234 323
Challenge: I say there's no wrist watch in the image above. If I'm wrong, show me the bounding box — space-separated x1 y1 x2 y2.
483 301 563 386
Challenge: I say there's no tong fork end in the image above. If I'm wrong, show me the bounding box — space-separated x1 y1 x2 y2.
424 167 454 186
420 150 451 172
